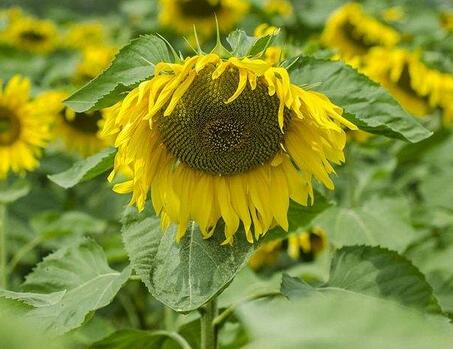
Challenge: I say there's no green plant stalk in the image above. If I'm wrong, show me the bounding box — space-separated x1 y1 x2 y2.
0 203 7 289
200 298 218 349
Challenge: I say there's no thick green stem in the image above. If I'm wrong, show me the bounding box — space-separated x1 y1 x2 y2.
0 203 7 289
200 298 218 349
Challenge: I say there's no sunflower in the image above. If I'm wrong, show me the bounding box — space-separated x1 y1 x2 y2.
63 21 107 50
102 47 356 244
49 92 111 157
361 47 449 117
441 12 453 32
249 227 328 270
322 3 400 60
1 14 58 54
74 45 117 84
263 0 293 18
0 76 54 179
158 0 249 37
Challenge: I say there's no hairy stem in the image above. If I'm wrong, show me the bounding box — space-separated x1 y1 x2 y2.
200 298 218 349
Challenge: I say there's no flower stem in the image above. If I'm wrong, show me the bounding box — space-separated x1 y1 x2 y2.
0 203 7 289
200 298 218 349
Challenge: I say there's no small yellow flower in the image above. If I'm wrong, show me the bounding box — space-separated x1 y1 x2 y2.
0 76 54 179
1 14 58 54
158 0 249 37
63 21 107 50
381 6 405 22
264 0 293 17
249 227 328 270
441 12 453 32
248 240 282 270
74 45 117 84
362 48 453 118
287 228 327 260
103 51 356 243
47 92 112 157
322 3 400 59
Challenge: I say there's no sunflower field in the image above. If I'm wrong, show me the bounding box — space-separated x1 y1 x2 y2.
1 0 453 348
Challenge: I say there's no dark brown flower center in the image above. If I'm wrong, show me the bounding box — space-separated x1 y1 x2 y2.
156 65 291 176
20 30 46 43
0 106 21 145
342 21 375 53
178 0 222 18
62 109 102 134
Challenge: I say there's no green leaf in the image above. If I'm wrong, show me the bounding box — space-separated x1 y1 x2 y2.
288 56 432 143
282 246 442 313
0 310 68 349
0 178 30 204
263 194 331 242
226 29 277 57
19 238 131 334
90 329 190 349
419 168 453 211
48 147 116 189
314 197 417 252
238 289 453 349
327 246 441 313
405 230 453 313
219 267 281 308
31 211 106 239
121 207 255 312
65 34 171 112
0 289 65 307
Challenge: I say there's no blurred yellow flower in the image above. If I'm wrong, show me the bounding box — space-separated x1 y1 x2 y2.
158 0 249 37
381 6 405 22
322 3 400 59
249 227 328 270
47 91 111 157
1 14 58 54
0 76 54 179
362 47 453 120
63 21 107 50
264 0 293 17
74 45 117 84
441 12 453 31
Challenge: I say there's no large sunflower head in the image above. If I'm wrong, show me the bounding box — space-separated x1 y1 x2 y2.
103 47 356 244
1 14 58 54
322 3 400 59
362 48 434 117
158 0 249 37
49 91 111 157
0 76 54 179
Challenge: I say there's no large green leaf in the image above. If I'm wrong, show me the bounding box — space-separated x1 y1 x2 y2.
48 147 116 189
281 246 441 313
31 211 106 239
121 207 255 312
90 329 190 349
65 34 171 112
238 290 453 349
314 197 417 252
288 56 432 143
327 246 440 312
0 178 30 204
16 239 131 334
405 230 453 314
